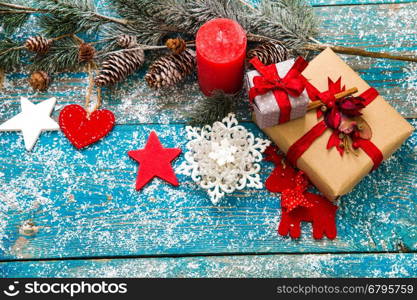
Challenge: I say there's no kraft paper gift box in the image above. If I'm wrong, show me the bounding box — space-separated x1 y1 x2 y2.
260 48 414 200
246 58 310 129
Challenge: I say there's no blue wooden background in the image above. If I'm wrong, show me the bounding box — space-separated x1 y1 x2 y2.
0 0 416 277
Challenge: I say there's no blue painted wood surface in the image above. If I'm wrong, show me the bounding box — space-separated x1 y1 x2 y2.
1 253 416 278
310 0 417 5
0 0 416 277
0 121 415 266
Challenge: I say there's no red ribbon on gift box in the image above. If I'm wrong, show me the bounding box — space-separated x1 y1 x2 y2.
287 78 383 171
249 57 308 124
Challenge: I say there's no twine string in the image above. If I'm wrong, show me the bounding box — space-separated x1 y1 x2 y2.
85 62 101 115
94 86 102 112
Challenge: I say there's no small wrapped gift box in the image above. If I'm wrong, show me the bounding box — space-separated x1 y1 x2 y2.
246 57 310 129
260 48 414 200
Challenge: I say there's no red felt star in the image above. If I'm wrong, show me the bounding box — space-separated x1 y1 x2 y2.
128 131 182 191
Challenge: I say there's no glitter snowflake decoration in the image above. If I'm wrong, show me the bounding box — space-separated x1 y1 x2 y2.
177 113 270 204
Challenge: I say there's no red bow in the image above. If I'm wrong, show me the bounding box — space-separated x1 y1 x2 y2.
249 57 306 101
249 57 308 124
287 78 383 171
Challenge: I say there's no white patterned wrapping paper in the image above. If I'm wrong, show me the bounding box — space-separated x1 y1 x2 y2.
246 58 310 129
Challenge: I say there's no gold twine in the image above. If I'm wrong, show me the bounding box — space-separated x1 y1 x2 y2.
0 68 4 89
84 62 101 115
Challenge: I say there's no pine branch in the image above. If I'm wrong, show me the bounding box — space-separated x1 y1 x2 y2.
0 0 128 24
160 0 248 33
0 0 129 36
106 21 181 46
0 10 30 34
37 0 107 35
304 43 417 63
235 0 417 62
110 0 314 50
30 37 81 73
110 0 252 45
94 37 122 58
0 38 24 72
186 91 238 126
108 0 186 45
0 38 25 71
0 1 47 11
249 0 318 50
1 0 416 75
0 0 34 34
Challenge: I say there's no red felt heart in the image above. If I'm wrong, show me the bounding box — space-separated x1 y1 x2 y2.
59 104 115 149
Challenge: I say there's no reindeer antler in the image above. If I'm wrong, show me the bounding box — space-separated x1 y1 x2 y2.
263 145 282 163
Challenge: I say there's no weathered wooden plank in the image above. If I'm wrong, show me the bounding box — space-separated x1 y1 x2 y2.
310 0 417 5
0 121 415 260
1 3 416 123
1 253 416 278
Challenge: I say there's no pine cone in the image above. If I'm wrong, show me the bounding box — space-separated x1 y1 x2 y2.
247 41 290 66
25 36 51 54
166 38 186 54
117 34 138 48
78 43 96 62
95 47 145 87
29 71 50 91
145 49 196 89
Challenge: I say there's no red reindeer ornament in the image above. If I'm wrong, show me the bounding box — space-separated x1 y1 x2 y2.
278 193 338 240
264 146 338 240
264 146 297 193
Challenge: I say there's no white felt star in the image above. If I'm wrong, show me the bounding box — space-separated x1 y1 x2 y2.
0 97 59 151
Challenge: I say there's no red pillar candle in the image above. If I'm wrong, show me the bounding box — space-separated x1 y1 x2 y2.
196 18 247 96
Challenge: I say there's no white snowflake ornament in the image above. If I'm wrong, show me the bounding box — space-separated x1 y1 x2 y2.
208 139 238 166
177 113 270 204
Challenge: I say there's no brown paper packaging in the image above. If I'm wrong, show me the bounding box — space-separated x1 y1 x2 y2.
260 48 414 200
